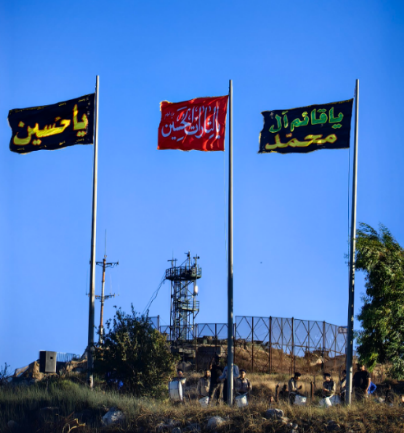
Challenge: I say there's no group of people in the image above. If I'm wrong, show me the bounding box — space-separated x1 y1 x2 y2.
172 355 252 405
205 355 252 404
172 360 396 407
288 364 378 407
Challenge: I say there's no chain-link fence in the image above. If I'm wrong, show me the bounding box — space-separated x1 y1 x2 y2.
150 315 348 374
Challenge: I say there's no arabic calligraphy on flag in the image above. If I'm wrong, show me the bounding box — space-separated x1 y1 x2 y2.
258 99 353 154
8 94 95 154
158 96 228 151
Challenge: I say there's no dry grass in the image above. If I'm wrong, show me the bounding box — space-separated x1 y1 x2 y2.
131 400 404 433
1 373 403 432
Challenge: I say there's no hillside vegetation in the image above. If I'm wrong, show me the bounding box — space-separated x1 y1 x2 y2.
1 373 404 432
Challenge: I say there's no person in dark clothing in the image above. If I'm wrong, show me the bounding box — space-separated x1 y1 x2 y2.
288 372 304 405
352 364 371 401
340 370 347 402
235 369 252 395
208 356 223 404
322 373 336 398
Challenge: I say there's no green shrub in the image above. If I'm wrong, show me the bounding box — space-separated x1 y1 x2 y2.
95 305 178 398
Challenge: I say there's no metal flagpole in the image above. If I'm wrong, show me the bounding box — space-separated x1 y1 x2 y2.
345 79 359 405
227 79 234 406
87 75 99 388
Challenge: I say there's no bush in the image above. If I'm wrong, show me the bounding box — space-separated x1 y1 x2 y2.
95 305 177 398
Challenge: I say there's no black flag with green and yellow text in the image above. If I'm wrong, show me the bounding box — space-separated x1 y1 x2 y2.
8 94 95 154
259 99 353 154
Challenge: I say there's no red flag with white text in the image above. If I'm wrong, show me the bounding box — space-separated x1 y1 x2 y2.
158 96 228 151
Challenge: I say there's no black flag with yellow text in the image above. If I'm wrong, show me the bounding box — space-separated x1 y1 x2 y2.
8 94 94 154
259 99 353 154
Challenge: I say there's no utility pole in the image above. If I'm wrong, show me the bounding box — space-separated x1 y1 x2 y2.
96 232 118 344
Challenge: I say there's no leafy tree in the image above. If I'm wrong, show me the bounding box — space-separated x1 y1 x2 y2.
95 305 177 397
355 223 404 378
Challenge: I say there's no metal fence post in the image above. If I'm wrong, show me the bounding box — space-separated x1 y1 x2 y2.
251 317 254 373
234 323 236 364
215 323 218 351
292 317 295 372
334 325 337 372
322 321 326 372
269 316 272 374
281 318 284 372
307 321 310 373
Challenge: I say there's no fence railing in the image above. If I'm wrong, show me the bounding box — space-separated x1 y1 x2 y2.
56 352 83 363
149 315 348 374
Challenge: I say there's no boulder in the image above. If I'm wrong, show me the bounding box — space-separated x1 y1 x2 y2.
207 416 225 430
101 408 125 426
327 420 341 431
265 408 284 419
7 420 19 430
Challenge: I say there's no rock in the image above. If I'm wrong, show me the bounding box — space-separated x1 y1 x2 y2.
326 421 341 432
7 420 18 429
172 428 181 433
207 416 225 430
265 408 284 419
101 408 125 426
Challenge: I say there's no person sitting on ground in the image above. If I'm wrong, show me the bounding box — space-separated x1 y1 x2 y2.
319 373 337 407
197 369 211 399
288 372 304 405
235 369 252 396
208 356 223 405
352 363 370 401
169 369 186 404
340 370 347 402
322 373 336 399
174 369 186 386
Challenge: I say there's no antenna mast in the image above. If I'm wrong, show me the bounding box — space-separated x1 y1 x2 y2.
96 231 119 343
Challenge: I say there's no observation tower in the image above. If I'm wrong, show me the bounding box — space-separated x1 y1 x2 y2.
166 251 201 342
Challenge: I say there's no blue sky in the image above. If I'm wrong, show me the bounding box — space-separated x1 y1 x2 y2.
1 0 404 371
